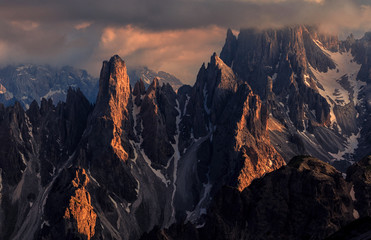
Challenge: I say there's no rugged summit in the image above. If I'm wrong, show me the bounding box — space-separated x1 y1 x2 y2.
93 55 133 162
219 25 371 170
0 53 286 239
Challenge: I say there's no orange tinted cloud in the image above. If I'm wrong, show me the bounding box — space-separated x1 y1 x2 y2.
83 25 227 84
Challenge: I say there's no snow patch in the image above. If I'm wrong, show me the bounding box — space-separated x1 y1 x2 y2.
329 130 360 161
272 73 278 82
135 178 140 195
310 41 365 127
125 203 132 214
183 94 190 117
41 89 62 100
108 195 121 229
353 209 360 219
88 170 100 187
168 100 181 226
19 152 27 166
303 74 311 87
41 220 50 229
141 148 169 186
185 181 213 223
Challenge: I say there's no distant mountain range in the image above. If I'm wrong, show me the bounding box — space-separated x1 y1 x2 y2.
0 25 370 240
0 65 98 108
0 64 183 109
128 66 183 91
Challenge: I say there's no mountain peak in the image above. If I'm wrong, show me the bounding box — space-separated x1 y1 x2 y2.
220 29 238 67
94 54 131 161
210 52 219 65
96 54 130 109
148 77 159 92
109 54 124 63
210 52 227 69
133 78 146 96
226 28 235 38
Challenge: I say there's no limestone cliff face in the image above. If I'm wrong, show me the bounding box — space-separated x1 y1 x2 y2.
94 55 132 162
223 26 333 131
175 53 285 222
64 168 97 240
77 55 137 204
235 87 284 190
219 25 371 168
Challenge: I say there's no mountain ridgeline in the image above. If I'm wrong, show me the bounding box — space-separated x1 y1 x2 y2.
0 25 370 240
0 65 98 108
0 53 284 240
220 26 371 170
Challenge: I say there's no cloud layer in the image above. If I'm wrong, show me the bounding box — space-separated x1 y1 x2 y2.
0 0 370 84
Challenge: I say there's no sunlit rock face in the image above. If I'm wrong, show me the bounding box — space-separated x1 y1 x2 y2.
235 86 284 191
64 168 97 240
94 55 133 162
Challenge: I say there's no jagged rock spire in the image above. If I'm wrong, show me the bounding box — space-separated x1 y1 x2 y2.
220 28 237 67
95 55 130 113
93 54 132 161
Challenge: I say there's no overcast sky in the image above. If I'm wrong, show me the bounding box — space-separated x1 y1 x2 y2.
0 0 370 84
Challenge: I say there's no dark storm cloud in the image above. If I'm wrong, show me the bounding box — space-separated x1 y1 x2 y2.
0 0 369 30
0 0 369 83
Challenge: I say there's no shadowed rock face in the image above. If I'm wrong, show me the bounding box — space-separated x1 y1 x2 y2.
325 217 371 240
0 88 92 240
183 53 284 189
346 155 371 218
143 156 367 240
139 79 178 167
219 25 371 168
173 53 285 223
221 26 336 97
